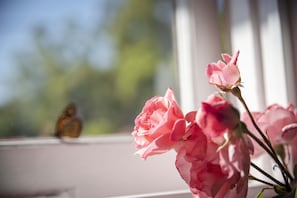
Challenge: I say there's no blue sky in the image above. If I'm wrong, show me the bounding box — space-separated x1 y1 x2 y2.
0 0 109 104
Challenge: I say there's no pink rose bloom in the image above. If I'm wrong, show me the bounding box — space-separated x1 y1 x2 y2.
242 104 297 165
206 50 241 91
196 94 240 143
175 120 251 198
132 88 186 159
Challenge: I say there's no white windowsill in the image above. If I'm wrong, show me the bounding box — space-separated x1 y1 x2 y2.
0 135 276 198
109 184 276 198
0 135 133 147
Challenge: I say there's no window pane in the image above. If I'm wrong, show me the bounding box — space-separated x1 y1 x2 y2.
0 0 176 138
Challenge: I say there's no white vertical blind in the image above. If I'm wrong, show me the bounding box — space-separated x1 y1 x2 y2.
229 0 296 109
175 0 219 112
175 0 297 185
228 0 297 183
176 0 296 111
258 0 290 106
278 0 297 106
175 0 196 112
229 0 266 111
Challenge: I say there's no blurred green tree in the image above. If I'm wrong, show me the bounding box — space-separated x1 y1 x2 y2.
0 0 174 138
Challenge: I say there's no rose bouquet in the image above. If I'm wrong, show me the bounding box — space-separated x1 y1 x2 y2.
131 51 297 198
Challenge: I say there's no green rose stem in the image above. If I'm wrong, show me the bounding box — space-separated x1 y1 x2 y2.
250 162 285 187
231 87 293 191
243 128 291 187
249 174 275 187
246 128 291 190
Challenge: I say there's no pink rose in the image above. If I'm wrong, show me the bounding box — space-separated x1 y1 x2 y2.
206 50 241 91
196 94 240 143
175 121 251 198
132 88 186 159
242 104 297 164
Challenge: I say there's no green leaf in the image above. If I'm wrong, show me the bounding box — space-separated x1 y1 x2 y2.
294 163 297 178
255 189 264 198
273 188 297 198
274 185 287 195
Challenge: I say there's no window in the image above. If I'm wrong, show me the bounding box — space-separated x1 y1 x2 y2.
0 0 176 138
